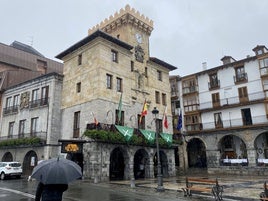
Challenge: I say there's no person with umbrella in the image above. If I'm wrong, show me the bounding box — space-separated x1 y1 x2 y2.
31 157 82 201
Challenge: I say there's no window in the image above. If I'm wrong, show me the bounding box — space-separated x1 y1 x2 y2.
260 58 268 76
260 58 268 68
182 78 197 94
8 122 15 137
155 91 160 104
185 115 201 131
162 93 167 106
241 108 252 126
76 82 81 93
78 54 82 65
116 77 122 92
73 111 80 138
145 67 148 77
41 86 49 105
183 96 199 112
238 87 248 102
111 50 118 63
209 73 219 89
6 97 12 108
106 74 112 89
157 70 162 81
234 66 247 83
214 112 223 128
212 93 220 108
115 110 124 126
13 95 19 106
31 89 39 108
19 120 26 137
131 61 134 72
31 117 38 136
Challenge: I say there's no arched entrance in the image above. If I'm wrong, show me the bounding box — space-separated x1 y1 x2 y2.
23 150 38 176
2 152 13 162
110 147 125 180
134 149 149 179
255 132 268 159
219 135 247 160
187 138 207 168
153 150 169 177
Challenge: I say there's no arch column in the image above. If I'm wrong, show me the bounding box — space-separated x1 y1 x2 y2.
206 149 221 168
247 148 257 167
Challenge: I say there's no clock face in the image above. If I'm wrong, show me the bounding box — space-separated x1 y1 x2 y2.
135 33 142 43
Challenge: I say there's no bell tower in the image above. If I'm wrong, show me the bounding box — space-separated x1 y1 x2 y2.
88 4 154 63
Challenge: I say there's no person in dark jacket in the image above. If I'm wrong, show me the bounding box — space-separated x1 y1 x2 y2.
35 182 68 201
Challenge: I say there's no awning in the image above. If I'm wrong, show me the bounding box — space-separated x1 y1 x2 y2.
115 125 134 141
160 133 173 144
139 129 155 143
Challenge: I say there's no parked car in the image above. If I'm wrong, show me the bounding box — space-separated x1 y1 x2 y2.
0 162 22 180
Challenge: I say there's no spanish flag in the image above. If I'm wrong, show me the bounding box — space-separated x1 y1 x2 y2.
139 100 148 123
163 106 168 129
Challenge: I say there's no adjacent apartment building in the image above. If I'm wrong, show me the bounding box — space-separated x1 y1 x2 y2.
172 45 268 175
0 42 63 175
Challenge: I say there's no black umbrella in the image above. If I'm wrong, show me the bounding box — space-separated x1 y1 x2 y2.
31 157 82 184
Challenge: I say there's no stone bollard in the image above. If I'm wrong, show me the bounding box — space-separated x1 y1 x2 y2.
130 178 135 188
94 176 99 183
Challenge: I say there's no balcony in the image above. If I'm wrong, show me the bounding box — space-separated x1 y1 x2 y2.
234 72 248 84
29 98 49 109
200 91 265 111
183 86 198 95
3 105 19 116
0 132 47 148
196 114 268 132
208 79 220 90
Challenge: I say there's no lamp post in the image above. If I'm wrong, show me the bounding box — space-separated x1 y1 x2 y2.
152 107 164 192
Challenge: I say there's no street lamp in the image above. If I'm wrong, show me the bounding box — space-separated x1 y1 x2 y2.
152 107 164 192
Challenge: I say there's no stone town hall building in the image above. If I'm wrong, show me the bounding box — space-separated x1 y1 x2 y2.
56 5 177 181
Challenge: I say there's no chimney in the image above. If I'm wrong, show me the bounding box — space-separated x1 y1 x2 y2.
202 62 207 71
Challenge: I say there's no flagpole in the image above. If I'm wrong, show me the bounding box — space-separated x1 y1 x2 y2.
152 107 164 192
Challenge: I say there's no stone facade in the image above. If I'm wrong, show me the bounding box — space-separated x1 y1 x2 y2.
57 5 177 180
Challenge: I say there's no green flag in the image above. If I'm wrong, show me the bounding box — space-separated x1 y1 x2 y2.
140 129 155 143
117 93 122 124
160 133 173 144
115 125 134 141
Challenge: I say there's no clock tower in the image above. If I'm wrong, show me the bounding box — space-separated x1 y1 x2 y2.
88 4 154 63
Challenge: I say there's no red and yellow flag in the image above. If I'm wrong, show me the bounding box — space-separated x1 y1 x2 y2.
139 100 148 123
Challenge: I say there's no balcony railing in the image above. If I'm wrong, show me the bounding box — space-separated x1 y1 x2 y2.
182 86 198 95
234 72 248 83
187 114 268 132
3 105 19 115
208 79 220 90
3 98 49 116
200 91 265 110
29 98 49 109
0 131 47 142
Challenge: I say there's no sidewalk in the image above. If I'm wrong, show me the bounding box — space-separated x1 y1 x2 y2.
109 173 266 201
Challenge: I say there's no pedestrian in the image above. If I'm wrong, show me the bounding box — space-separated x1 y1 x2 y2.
35 182 68 201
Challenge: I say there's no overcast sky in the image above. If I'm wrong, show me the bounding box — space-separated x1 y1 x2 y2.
1 0 268 76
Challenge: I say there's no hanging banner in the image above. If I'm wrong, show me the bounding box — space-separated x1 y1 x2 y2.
160 133 173 144
139 129 155 143
115 125 134 141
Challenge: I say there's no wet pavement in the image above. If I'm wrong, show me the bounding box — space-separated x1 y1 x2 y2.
108 173 267 201
0 172 266 200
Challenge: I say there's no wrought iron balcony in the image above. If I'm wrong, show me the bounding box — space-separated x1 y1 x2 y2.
233 72 248 83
